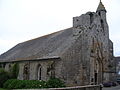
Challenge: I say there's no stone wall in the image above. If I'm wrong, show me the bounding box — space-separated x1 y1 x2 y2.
13 85 101 90
17 59 62 81
115 57 120 80
43 85 101 90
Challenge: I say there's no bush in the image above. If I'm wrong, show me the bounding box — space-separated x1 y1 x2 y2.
3 79 20 89
3 79 46 89
46 78 65 88
0 68 10 88
3 78 65 89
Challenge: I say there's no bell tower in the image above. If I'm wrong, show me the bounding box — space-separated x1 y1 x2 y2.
96 0 106 21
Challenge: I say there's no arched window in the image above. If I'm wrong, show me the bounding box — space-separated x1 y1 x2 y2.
89 13 93 24
37 64 42 80
98 12 101 16
50 62 55 78
23 64 29 80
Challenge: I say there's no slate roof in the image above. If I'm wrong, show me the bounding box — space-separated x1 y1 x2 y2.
0 28 75 62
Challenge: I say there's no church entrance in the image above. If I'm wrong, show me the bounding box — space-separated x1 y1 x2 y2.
94 59 103 84
95 72 98 84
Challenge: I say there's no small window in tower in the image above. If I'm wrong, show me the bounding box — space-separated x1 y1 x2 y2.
76 19 79 22
91 49 94 53
79 31 81 33
89 13 93 24
101 19 104 30
98 12 101 16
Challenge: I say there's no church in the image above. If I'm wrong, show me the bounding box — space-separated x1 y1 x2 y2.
0 1 115 86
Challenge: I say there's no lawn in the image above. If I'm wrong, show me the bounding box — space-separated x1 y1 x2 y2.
0 88 7 90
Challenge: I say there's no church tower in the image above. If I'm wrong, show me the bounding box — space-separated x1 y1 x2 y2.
96 0 110 82
96 0 106 21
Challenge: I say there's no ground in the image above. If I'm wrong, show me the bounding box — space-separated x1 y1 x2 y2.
103 85 120 90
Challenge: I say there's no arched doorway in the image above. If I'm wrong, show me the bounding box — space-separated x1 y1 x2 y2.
94 60 99 84
91 38 104 84
94 59 103 84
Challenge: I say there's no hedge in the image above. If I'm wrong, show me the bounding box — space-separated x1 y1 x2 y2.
3 79 46 89
3 78 65 89
46 78 65 88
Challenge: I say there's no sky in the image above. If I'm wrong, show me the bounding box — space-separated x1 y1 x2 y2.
0 0 120 56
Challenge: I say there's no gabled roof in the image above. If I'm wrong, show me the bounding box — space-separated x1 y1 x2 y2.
0 28 76 62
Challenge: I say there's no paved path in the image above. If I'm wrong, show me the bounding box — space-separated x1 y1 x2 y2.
102 85 120 90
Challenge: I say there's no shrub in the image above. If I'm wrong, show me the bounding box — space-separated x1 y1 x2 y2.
46 78 65 88
3 78 65 89
3 79 20 89
0 68 10 88
23 80 46 89
3 79 46 89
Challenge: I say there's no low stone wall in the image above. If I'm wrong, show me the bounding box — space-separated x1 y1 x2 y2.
41 85 101 90
14 85 101 90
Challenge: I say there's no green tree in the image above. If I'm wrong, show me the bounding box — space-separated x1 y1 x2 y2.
0 68 10 87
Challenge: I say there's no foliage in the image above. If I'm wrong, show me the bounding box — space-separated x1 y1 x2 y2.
9 63 19 79
3 78 65 89
3 79 46 89
0 63 19 88
0 68 10 88
0 88 7 90
46 78 65 88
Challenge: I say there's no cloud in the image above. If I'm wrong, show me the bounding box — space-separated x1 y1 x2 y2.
0 38 18 54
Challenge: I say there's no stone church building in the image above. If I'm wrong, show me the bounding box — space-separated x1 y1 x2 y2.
0 1 115 86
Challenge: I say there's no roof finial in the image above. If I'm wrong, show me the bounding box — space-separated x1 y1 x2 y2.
100 0 101 2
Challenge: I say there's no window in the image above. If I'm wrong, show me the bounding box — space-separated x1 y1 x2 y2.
89 13 93 24
0 63 6 68
101 19 104 30
23 64 29 80
98 12 101 16
47 61 55 78
0 63 2 68
50 62 55 78
76 19 79 21
37 64 42 80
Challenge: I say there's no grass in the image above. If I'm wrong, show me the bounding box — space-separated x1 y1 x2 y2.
0 88 7 90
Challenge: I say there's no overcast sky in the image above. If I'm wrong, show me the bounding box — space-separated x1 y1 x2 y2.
0 0 120 56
